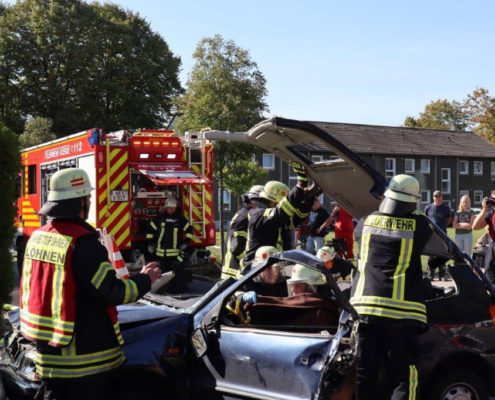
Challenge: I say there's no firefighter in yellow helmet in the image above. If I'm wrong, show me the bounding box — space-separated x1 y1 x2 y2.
146 197 194 293
350 174 433 400
221 185 264 280
241 163 321 273
20 168 161 400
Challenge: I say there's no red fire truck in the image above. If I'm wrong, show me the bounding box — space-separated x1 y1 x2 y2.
16 128 216 265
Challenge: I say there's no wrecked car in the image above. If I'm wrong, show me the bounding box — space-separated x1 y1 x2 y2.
3 117 495 400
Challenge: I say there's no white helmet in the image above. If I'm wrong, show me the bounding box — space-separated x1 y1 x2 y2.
164 197 178 208
47 168 94 201
247 184 264 199
254 246 279 264
384 174 420 203
287 264 325 296
260 181 289 204
316 246 335 262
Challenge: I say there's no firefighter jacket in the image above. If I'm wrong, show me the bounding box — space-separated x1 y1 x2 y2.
350 211 433 328
242 186 311 272
222 205 249 279
20 218 151 379
146 211 194 258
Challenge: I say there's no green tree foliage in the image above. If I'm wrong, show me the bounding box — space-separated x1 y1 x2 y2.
464 88 495 143
0 122 20 312
404 99 468 131
18 117 56 148
174 35 268 258
0 0 182 135
223 160 268 208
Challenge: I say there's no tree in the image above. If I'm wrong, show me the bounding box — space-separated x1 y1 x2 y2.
0 0 182 135
404 99 468 131
223 160 268 208
18 117 56 148
464 88 495 143
174 35 268 259
0 122 20 329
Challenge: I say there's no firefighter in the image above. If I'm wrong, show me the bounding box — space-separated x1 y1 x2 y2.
146 197 194 293
350 174 433 400
221 185 264 280
241 163 320 273
19 168 161 400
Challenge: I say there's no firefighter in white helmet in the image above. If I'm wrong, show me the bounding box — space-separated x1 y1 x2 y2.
286 263 326 296
146 197 194 293
241 162 322 273
20 168 161 400
316 245 353 280
221 185 264 280
350 174 434 400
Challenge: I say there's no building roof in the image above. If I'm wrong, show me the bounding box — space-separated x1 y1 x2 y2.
307 121 495 158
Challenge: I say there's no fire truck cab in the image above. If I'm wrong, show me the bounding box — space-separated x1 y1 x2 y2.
16 128 216 266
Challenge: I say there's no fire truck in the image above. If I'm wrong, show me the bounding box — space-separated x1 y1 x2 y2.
16 128 216 265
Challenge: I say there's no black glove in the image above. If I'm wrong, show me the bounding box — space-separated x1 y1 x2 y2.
292 162 308 187
306 182 322 201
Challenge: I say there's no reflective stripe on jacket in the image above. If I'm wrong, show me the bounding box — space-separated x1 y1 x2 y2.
222 207 249 279
350 211 433 327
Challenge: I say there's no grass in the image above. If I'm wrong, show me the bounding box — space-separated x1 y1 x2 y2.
208 228 486 271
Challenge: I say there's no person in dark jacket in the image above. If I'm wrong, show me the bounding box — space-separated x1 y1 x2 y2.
146 197 194 293
306 198 332 254
20 168 161 400
241 163 320 273
221 185 263 280
472 191 495 282
350 174 434 400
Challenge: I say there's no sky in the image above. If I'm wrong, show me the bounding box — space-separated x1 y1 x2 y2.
7 0 495 127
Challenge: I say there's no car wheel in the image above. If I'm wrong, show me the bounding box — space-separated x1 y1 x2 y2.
429 370 488 400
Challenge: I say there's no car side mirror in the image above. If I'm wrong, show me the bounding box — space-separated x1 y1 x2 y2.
191 328 207 357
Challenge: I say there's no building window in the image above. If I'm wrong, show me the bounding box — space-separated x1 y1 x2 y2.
421 190 431 205
311 155 323 163
385 158 396 180
420 159 430 174
219 189 231 211
262 153 275 170
28 165 37 195
459 160 469 175
491 161 495 181
459 190 469 199
473 161 483 175
441 168 451 194
474 190 483 205
404 159 415 173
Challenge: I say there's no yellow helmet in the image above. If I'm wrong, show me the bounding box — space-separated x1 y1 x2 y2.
254 246 279 264
384 174 420 204
260 181 289 204
47 168 94 201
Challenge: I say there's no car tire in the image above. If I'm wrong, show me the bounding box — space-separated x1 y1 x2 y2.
429 370 488 400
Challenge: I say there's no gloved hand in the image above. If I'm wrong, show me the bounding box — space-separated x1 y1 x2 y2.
147 244 155 254
306 182 322 201
241 291 258 305
292 162 308 187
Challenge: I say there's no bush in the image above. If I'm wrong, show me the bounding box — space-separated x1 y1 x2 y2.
0 122 20 309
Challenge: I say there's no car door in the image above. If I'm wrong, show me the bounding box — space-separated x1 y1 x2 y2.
188 251 357 400
191 323 334 400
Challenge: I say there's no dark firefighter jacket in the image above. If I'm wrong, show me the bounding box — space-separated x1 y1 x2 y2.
222 205 249 279
350 211 433 329
146 212 194 258
241 186 311 272
20 218 151 379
